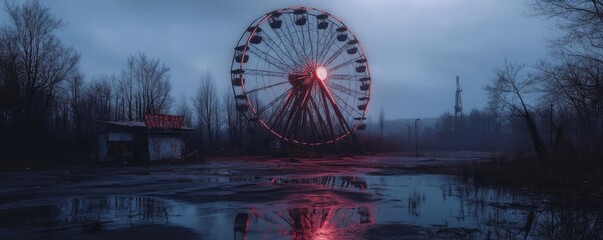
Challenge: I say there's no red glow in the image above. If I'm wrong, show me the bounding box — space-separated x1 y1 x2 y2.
240 187 374 239
316 66 328 81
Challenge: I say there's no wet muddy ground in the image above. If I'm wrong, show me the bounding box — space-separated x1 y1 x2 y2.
0 153 601 239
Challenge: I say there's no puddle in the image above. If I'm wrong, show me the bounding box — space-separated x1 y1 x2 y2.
59 196 186 226
1 173 601 239
269 175 368 190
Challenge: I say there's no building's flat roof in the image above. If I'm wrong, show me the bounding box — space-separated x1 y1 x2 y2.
96 121 194 130
98 121 147 128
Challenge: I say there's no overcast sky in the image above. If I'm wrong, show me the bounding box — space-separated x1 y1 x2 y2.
0 0 553 120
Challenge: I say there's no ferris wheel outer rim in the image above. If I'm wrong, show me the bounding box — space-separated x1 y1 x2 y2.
230 6 371 146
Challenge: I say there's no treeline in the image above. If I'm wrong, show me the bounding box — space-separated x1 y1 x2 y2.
0 1 81 160
0 1 265 161
423 109 512 152
359 108 514 153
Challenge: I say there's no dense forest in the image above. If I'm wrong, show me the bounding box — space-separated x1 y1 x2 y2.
0 1 601 172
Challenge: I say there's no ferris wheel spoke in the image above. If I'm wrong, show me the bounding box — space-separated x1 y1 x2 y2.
310 91 337 142
317 39 337 64
316 21 338 61
321 42 348 67
315 28 324 61
284 13 312 64
327 81 366 96
284 88 312 138
328 74 363 81
329 88 363 118
253 39 289 67
245 81 289 95
268 91 294 132
318 86 346 135
299 21 309 63
290 13 308 63
312 89 336 140
264 22 307 68
331 101 353 134
300 14 316 65
317 81 353 134
306 99 322 141
274 22 304 68
280 31 309 69
304 100 325 142
278 92 302 138
279 15 307 66
311 16 319 60
257 88 291 115
304 13 316 62
316 18 333 61
244 69 288 78
262 32 304 68
328 57 361 72
328 88 359 118
281 101 301 138
247 47 292 72
292 88 313 137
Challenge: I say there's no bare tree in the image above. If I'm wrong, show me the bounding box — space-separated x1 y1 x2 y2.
0 0 80 158
2 0 80 125
120 53 173 120
112 74 129 121
223 89 246 149
529 0 603 166
530 0 603 62
193 72 220 149
120 56 135 120
0 30 19 126
67 73 84 140
86 75 113 121
212 93 224 145
536 58 602 164
486 61 549 160
175 94 193 128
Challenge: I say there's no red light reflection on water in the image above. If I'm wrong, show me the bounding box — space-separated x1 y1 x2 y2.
235 176 374 239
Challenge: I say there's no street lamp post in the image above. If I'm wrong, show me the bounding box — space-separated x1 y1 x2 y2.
414 118 421 156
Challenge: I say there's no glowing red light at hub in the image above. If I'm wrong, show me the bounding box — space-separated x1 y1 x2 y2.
316 66 328 81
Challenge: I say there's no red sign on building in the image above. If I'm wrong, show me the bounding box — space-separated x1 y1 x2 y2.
144 114 184 129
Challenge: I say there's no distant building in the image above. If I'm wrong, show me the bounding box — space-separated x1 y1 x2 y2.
96 115 192 162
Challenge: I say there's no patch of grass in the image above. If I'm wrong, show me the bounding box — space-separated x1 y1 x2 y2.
461 155 603 204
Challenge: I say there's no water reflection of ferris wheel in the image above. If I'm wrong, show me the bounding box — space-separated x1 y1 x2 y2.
233 176 373 239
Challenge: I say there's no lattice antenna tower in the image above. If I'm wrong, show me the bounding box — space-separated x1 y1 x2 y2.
454 76 463 118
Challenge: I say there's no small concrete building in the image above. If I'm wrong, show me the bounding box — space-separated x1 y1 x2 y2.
96 115 192 162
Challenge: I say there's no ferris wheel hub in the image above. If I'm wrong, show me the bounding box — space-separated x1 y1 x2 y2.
288 73 310 88
315 66 328 81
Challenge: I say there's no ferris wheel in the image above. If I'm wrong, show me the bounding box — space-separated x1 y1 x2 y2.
230 7 371 146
